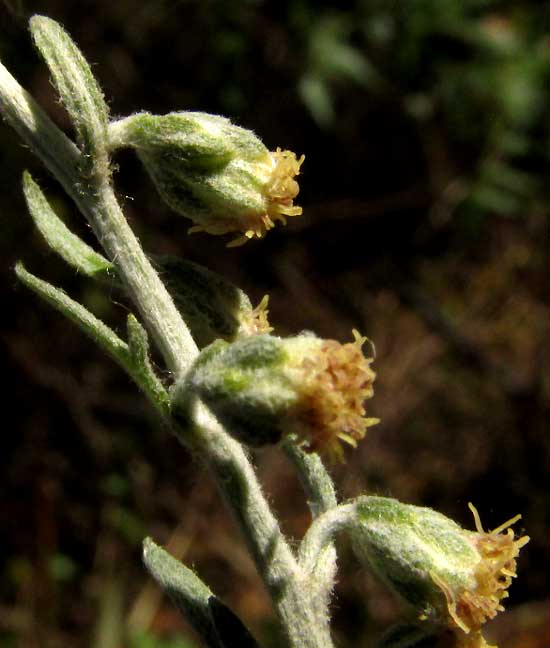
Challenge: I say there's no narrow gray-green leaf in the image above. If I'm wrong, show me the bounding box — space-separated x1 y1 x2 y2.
23 170 114 278
15 264 167 414
30 15 109 162
143 539 259 648
127 314 170 416
15 261 130 367
127 314 151 365
207 597 259 648
142 538 222 648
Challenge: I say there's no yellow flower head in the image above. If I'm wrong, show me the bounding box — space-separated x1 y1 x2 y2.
223 148 304 247
238 295 274 337
110 112 304 246
186 146 304 245
352 498 529 648
184 330 377 457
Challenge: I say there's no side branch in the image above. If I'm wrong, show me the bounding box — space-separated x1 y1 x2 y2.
298 501 362 576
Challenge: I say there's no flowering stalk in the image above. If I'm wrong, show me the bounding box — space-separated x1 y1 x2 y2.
1 13 528 648
0 15 337 648
0 48 194 378
299 497 529 648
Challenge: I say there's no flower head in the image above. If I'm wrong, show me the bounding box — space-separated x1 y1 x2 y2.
352 498 529 648
238 294 273 337
177 330 377 459
108 112 303 246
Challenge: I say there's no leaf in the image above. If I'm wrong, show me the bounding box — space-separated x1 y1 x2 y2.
15 261 129 367
30 15 109 161
143 539 259 648
15 264 169 413
298 75 334 127
23 171 114 278
154 256 258 349
208 598 259 648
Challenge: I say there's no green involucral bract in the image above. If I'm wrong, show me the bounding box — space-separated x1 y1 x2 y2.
181 334 292 447
354 498 479 622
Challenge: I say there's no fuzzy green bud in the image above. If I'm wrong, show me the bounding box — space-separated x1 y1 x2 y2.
176 331 377 460
155 256 271 348
352 498 529 648
108 112 303 246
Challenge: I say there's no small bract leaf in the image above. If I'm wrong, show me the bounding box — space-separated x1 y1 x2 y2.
23 171 113 278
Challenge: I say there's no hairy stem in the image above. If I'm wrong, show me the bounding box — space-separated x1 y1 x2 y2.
283 442 339 614
180 398 335 648
299 502 360 576
0 60 80 187
283 441 337 518
79 177 197 377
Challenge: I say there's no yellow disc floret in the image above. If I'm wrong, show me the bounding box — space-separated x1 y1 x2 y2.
226 148 304 247
436 504 529 648
239 294 274 337
286 330 379 462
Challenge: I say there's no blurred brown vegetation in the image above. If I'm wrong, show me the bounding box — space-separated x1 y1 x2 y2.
1 1 549 647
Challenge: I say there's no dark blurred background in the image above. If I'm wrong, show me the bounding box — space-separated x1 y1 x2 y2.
1 1 549 647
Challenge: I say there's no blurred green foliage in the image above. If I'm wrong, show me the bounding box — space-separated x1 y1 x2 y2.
297 0 550 221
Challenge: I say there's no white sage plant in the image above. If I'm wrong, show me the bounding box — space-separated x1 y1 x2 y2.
1 16 528 648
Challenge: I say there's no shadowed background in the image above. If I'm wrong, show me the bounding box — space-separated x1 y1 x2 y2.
1 1 549 647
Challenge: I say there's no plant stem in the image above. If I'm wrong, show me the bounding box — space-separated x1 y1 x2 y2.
283 441 337 518
183 399 335 648
0 60 81 187
283 442 339 615
1 58 337 648
80 177 197 377
299 502 360 575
